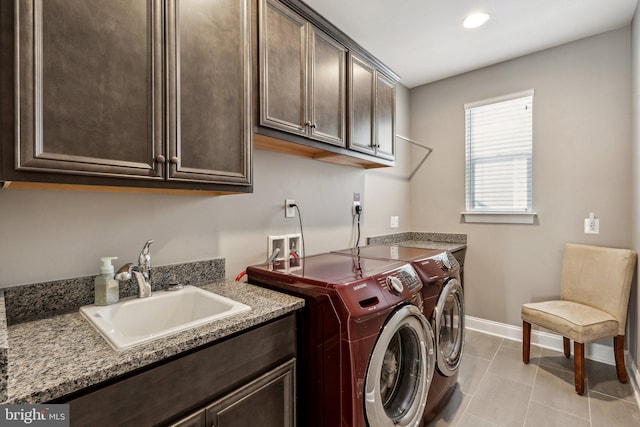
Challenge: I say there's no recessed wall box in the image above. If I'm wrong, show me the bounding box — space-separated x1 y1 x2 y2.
287 233 302 258
268 235 287 261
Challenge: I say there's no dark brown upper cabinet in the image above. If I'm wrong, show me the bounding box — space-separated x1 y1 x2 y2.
254 0 398 169
166 0 252 185
259 0 346 147
348 55 375 156
348 53 396 161
3 0 252 193
374 73 396 161
15 0 164 180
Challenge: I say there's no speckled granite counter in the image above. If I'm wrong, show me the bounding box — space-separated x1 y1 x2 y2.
0 290 8 402
2 279 303 404
392 240 466 252
367 231 467 252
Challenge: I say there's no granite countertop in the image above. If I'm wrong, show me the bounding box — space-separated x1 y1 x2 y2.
367 231 467 253
3 280 304 404
394 240 466 252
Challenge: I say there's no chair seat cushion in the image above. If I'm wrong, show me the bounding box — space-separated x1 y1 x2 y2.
521 300 618 343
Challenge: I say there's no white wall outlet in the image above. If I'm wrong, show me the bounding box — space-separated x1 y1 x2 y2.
352 201 361 216
390 216 399 228
285 199 296 218
584 218 600 234
584 213 600 234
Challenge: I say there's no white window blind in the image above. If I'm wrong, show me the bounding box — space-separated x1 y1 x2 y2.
465 91 533 214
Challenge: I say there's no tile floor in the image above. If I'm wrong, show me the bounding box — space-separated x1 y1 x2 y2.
427 330 640 427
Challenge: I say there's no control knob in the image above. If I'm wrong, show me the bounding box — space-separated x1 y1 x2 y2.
440 253 452 271
386 276 404 295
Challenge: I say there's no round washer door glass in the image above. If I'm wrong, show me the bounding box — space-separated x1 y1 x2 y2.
364 305 435 427
435 278 464 376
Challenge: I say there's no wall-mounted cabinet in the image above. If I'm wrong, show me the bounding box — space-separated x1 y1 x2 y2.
374 72 396 160
1 0 252 194
166 0 252 185
255 0 398 169
348 54 396 161
348 55 375 156
259 0 346 147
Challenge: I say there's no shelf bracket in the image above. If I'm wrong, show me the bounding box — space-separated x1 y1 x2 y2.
395 134 433 180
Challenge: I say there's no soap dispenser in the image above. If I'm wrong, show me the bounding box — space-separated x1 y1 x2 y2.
95 257 119 306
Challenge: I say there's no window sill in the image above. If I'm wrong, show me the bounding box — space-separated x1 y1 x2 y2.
461 211 537 224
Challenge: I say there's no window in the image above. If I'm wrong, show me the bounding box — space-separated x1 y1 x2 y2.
463 90 535 224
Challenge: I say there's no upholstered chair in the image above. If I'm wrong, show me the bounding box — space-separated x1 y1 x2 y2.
521 243 636 394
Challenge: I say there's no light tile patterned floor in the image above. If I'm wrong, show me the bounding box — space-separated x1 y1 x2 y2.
427 330 640 427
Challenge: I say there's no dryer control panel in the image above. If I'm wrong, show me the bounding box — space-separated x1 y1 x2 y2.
335 264 423 319
381 264 422 295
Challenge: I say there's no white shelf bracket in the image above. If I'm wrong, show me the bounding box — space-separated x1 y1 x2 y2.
395 134 433 180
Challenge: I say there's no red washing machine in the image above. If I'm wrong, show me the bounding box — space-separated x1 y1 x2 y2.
246 253 436 427
333 246 464 423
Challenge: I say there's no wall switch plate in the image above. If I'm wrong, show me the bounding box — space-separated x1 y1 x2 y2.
285 199 295 218
390 216 399 228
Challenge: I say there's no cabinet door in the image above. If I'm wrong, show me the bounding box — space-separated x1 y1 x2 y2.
347 54 375 156
206 359 295 427
166 0 251 185
308 27 345 147
169 410 206 427
259 0 308 136
374 73 396 160
15 0 164 179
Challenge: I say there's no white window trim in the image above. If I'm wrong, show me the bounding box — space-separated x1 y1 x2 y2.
464 89 534 110
463 89 535 224
461 211 537 224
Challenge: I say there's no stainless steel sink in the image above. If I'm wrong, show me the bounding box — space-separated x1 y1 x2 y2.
80 285 251 350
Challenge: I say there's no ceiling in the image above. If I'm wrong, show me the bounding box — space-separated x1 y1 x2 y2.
303 0 639 88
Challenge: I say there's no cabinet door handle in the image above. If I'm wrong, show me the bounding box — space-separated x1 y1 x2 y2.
304 121 312 127
170 156 179 164
311 123 317 129
155 155 166 163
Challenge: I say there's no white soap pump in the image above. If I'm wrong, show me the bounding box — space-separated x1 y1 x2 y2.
95 256 119 306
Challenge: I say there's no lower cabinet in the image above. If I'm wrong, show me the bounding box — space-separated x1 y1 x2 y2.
171 360 295 427
59 315 296 427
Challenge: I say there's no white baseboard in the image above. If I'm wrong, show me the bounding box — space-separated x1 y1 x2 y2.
465 315 615 365
463 316 640 409
627 354 640 410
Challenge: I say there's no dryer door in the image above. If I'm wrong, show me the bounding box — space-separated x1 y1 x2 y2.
434 278 464 376
364 305 435 427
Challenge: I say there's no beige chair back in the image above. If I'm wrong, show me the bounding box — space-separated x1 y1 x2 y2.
560 243 637 335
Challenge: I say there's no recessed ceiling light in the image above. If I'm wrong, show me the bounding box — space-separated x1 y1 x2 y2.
463 12 490 29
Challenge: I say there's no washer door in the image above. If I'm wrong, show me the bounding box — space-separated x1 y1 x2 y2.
434 278 464 376
364 305 435 427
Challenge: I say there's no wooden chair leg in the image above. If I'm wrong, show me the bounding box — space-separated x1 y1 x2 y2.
563 337 570 358
614 335 627 383
574 342 585 395
523 321 531 364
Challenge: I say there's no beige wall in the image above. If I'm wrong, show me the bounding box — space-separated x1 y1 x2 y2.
0 89 411 288
409 28 633 331
631 7 640 364
2 26 634 363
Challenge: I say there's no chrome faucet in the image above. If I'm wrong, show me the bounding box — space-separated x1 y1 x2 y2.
115 240 154 298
